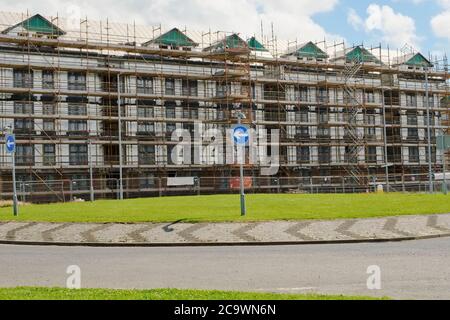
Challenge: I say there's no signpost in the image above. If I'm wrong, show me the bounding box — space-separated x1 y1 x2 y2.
233 118 249 217
437 135 450 195
5 134 18 216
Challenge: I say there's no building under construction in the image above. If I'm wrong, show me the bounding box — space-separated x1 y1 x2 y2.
0 12 448 203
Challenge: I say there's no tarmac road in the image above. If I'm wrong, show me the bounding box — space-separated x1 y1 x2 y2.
1 237 450 300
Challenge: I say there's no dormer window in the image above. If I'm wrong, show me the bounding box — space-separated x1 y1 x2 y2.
2 14 66 39
143 28 198 51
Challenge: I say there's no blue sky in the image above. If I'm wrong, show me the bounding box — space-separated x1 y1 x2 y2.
314 0 448 55
0 0 448 57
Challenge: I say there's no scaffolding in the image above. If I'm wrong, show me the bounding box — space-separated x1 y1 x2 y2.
0 11 448 202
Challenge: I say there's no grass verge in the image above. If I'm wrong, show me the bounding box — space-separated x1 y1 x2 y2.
0 287 387 300
0 193 449 223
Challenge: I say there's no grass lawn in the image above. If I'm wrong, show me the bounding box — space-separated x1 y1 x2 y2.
0 193 449 223
0 287 387 300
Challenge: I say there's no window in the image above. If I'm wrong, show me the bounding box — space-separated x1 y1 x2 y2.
423 94 434 108
295 107 309 122
317 127 330 138
42 70 54 89
68 72 86 91
345 146 357 163
138 106 154 118
297 146 310 163
366 146 377 163
182 122 195 136
14 101 33 114
68 103 87 134
165 78 175 95
68 103 87 116
182 80 198 96
216 82 231 98
13 69 33 88
139 173 155 189
405 93 417 107
318 109 328 124
165 106 176 119
68 120 87 133
43 119 55 131
43 103 56 132
71 174 89 191
365 91 375 103
365 113 376 138
295 86 309 102
137 108 155 136
137 77 153 94
407 112 418 139
424 113 435 126
43 103 56 115
295 126 309 138
318 146 331 163
425 147 437 163
15 145 34 165
43 144 56 166
14 102 34 133
138 145 156 165
166 122 177 137
182 107 199 119
137 122 155 135
409 147 420 163
317 88 328 103
407 112 418 125
343 91 353 104
69 144 88 165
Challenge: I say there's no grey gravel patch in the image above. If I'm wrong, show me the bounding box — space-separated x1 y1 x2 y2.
427 216 450 233
231 224 260 242
127 224 158 243
41 223 72 242
383 218 415 237
335 220 366 239
80 224 112 243
5 222 38 240
285 222 316 241
177 224 207 243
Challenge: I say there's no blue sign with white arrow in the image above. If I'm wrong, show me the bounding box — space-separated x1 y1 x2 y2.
233 125 250 146
5 134 16 153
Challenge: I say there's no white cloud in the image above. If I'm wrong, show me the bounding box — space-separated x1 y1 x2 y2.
347 8 363 31
431 0 450 41
348 4 420 49
0 0 342 43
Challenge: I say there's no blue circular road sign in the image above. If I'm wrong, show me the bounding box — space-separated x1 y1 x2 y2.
5 134 16 153
233 125 249 145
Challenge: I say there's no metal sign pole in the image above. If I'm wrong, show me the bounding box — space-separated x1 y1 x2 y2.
425 69 434 193
12 149 18 216
443 154 448 195
237 116 246 217
233 113 248 217
89 139 95 202
5 133 18 216
438 135 449 195
117 73 124 200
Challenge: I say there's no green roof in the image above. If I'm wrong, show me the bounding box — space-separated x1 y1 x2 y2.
346 46 381 64
204 34 249 52
294 42 328 59
145 28 198 47
405 53 433 67
2 14 65 35
247 37 267 51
